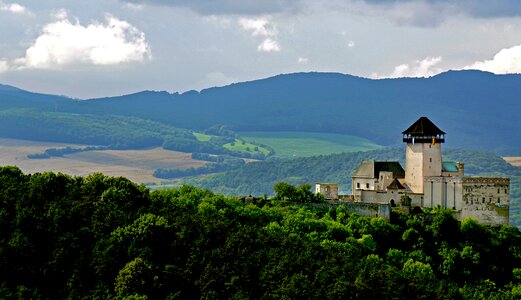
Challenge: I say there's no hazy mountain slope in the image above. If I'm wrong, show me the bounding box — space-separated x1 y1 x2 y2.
1 70 520 154
82 70 521 154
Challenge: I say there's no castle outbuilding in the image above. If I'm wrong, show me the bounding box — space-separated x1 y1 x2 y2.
319 116 510 225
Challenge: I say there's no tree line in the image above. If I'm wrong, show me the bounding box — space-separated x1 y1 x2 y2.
1 167 521 298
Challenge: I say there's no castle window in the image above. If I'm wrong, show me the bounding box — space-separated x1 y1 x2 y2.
498 188 500 194
430 158 432 163
498 198 501 204
356 183 360 189
366 183 370 189
505 189 508 194
482 198 485 204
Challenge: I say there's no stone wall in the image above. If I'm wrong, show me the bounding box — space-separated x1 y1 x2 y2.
460 177 510 225
315 183 339 200
327 201 391 220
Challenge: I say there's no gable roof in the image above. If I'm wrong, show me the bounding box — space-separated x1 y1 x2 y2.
402 116 445 136
387 178 405 190
352 160 405 179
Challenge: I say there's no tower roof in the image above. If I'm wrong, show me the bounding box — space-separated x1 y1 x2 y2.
402 117 445 136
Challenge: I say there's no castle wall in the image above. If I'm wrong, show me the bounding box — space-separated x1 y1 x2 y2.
423 177 464 209
352 178 376 200
315 183 339 200
341 202 391 220
460 178 510 225
376 171 394 191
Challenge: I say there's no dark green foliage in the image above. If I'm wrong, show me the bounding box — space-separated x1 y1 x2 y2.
1 167 521 298
27 145 109 159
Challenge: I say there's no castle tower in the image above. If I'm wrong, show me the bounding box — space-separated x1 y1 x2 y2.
402 117 445 194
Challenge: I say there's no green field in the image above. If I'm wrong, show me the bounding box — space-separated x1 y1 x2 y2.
239 131 382 158
223 139 271 156
193 132 212 142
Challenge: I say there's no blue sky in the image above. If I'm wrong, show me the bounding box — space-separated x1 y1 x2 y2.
1 0 521 98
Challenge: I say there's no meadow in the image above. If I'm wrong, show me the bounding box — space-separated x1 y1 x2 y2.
0 138 205 184
240 131 382 158
505 157 521 167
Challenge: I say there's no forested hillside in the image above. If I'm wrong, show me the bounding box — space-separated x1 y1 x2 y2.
0 109 271 159
182 147 521 226
1 167 521 299
1 70 521 154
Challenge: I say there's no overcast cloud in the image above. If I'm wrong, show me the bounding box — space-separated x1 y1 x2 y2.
1 0 521 98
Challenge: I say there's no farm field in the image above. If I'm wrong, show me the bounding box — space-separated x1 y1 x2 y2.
0 138 206 184
504 157 521 167
239 131 382 158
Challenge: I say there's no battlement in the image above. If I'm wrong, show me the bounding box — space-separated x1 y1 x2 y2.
462 177 510 184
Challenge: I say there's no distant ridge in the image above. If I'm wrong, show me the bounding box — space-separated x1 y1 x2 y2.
0 70 520 154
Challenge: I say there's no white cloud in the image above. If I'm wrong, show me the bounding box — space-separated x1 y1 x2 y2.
239 17 276 37
0 60 8 73
239 17 281 52
298 57 309 64
14 13 151 70
386 56 443 78
257 38 280 52
347 41 355 48
0 1 29 14
464 44 521 74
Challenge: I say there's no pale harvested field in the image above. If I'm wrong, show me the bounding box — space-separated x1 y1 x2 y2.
504 156 521 167
0 138 206 183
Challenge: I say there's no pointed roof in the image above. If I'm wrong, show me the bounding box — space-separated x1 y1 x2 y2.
402 116 445 135
387 178 405 190
352 160 405 179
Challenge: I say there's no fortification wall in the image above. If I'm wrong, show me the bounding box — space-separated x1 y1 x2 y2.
326 201 390 220
460 177 510 225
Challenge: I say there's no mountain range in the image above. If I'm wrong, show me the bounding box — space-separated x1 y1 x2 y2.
1 69 520 154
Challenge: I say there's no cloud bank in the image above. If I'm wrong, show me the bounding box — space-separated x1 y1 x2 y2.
382 56 443 78
121 0 302 15
464 44 521 74
13 13 151 70
119 0 521 29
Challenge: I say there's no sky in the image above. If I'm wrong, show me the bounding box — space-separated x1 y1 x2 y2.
1 0 521 98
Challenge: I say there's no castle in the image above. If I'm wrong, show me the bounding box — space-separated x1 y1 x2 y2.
315 117 510 225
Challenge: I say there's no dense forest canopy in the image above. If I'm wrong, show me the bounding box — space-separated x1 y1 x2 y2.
1 166 521 299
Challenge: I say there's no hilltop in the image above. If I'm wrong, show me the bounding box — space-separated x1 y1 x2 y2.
0 70 520 155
